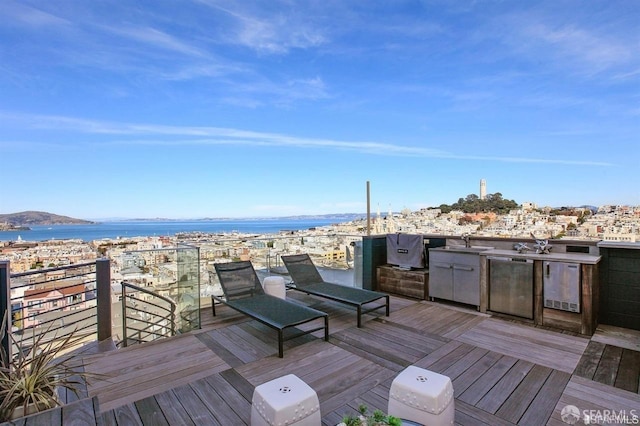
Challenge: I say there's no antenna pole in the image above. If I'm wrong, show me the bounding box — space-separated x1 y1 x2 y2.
366 181 371 236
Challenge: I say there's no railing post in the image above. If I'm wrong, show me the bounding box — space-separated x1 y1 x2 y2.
96 258 112 342
1 261 10 361
170 304 176 337
121 284 128 347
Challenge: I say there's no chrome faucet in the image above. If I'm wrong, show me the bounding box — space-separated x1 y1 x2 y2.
461 233 471 248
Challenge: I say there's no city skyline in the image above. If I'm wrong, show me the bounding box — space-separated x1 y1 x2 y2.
1 1 638 219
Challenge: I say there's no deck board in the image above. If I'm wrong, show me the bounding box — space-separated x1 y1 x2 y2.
592 344 623 386
195 330 245 367
153 389 195 426
451 350 503 397
92 350 228 411
519 369 570 426
48 297 638 425
203 374 252 425
213 324 274 362
574 340 606 379
615 348 640 393
331 319 448 368
319 367 396 415
170 384 221 426
96 408 118 426
133 396 169 426
454 400 516 426
457 354 519 405
475 359 534 414
190 377 245 425
551 375 640 425
591 324 640 351
495 364 552 423
86 333 230 411
424 342 477 374
391 302 487 339
331 335 408 371
299 351 361 386
441 346 490 381
110 403 142 426
575 340 640 394
457 318 588 373
236 340 343 385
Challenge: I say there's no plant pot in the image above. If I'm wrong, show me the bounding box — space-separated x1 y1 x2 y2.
10 401 54 420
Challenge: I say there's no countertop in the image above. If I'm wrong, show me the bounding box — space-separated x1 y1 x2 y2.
480 249 601 264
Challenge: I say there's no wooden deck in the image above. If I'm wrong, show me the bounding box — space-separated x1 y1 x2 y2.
8 293 640 425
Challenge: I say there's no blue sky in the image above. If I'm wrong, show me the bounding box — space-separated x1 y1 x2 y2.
1 1 638 220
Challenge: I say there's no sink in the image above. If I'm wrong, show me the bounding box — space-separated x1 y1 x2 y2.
435 246 495 253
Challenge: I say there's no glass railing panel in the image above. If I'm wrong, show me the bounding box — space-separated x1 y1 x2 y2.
176 244 200 332
193 234 363 309
113 246 201 343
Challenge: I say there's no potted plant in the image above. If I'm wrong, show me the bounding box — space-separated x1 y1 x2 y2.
339 404 402 426
0 313 91 421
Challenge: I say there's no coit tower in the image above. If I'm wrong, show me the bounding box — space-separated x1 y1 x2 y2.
480 179 487 200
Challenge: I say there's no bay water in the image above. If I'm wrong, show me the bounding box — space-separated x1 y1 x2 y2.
0 218 354 242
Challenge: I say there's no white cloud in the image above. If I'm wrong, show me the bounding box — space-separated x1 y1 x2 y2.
521 22 631 72
196 0 327 54
101 25 206 58
493 9 637 78
1 1 71 28
0 112 615 166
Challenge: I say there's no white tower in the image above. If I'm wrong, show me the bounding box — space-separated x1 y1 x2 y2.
373 204 384 234
386 205 396 233
480 179 487 200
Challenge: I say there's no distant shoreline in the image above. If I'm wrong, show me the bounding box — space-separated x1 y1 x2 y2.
0 226 31 232
0 218 349 243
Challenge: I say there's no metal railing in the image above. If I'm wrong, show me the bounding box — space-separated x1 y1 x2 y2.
119 282 176 348
1 233 365 356
1 259 111 361
113 244 200 339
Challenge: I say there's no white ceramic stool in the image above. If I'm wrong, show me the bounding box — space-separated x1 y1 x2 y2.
251 373 321 426
388 366 455 426
263 276 286 299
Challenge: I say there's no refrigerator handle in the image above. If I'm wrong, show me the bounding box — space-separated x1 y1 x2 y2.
545 263 550 276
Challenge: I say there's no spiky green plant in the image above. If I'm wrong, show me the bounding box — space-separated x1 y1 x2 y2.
0 313 90 421
340 404 403 426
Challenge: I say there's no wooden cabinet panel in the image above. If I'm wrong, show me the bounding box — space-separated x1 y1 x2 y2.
377 265 428 299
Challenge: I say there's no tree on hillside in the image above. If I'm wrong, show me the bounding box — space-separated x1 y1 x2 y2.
441 193 518 214
439 204 453 214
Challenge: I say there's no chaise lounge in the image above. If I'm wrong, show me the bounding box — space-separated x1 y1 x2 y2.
281 253 390 328
212 261 329 358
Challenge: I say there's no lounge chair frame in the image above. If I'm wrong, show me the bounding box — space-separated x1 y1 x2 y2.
212 261 329 358
281 254 390 328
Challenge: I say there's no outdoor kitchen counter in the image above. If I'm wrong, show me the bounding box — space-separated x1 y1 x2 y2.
477 249 601 335
479 249 601 264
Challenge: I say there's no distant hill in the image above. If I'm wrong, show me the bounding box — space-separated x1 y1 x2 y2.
0 211 93 226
